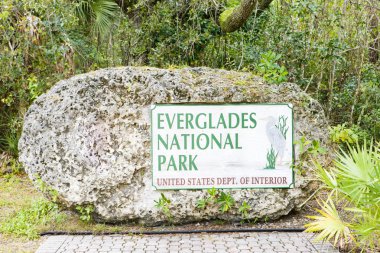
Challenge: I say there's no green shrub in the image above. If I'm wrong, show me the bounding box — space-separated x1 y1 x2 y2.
75 204 94 223
255 51 288 84
238 201 251 220
329 124 359 144
216 191 235 213
306 143 380 251
0 114 23 157
196 198 210 210
154 193 172 221
196 188 236 214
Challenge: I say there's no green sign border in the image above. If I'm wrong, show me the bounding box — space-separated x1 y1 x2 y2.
150 103 295 190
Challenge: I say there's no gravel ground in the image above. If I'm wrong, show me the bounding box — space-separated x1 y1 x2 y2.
0 234 45 253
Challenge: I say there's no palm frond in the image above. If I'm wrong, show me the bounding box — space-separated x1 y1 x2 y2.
74 0 119 37
75 0 92 22
334 143 378 205
91 0 119 35
308 143 380 251
305 198 353 246
313 160 338 192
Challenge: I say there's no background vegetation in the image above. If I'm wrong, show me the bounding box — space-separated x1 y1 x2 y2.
1 0 379 157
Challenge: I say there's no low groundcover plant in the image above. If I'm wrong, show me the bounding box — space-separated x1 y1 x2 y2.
306 142 380 251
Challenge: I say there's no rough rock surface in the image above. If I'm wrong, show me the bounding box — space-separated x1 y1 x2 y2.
19 67 329 224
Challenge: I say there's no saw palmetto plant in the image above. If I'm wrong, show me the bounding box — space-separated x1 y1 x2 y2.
306 143 380 251
75 0 120 36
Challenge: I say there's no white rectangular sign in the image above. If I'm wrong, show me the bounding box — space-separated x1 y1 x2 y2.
151 104 294 190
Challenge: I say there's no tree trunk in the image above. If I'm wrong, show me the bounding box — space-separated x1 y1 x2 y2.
369 12 379 63
219 0 273 33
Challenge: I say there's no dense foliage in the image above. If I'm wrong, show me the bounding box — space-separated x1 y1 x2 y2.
0 0 379 151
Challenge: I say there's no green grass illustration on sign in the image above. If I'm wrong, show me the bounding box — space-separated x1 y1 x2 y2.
264 115 288 169
265 145 278 169
275 115 289 140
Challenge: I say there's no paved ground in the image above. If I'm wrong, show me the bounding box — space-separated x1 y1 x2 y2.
35 232 339 253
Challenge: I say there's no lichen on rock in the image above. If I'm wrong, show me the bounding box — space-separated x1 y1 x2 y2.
18 67 329 224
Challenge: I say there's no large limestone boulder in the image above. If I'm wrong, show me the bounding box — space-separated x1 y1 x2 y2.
19 67 328 224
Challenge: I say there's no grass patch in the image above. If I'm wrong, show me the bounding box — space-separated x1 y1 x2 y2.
0 173 145 240
0 175 42 222
0 199 65 239
0 174 47 252
0 174 65 239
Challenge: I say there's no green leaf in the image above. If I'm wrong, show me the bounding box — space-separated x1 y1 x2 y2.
75 0 119 37
313 160 338 191
334 143 379 205
305 198 352 246
217 192 235 213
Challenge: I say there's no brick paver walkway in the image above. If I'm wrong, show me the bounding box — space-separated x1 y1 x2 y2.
36 232 339 253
